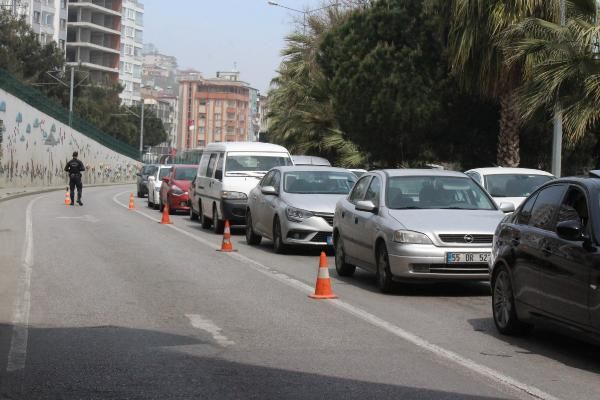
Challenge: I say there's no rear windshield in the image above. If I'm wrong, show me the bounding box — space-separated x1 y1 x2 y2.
283 171 357 194
387 176 496 210
174 167 197 181
484 174 554 197
143 165 157 175
225 152 292 176
158 167 171 179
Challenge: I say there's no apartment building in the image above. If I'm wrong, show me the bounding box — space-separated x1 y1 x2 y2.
142 51 178 94
177 71 251 150
141 88 178 149
66 0 122 84
118 0 143 105
1 0 68 50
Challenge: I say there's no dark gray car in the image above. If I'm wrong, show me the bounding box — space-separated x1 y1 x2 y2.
136 164 158 198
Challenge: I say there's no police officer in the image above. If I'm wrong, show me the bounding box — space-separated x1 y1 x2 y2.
65 151 85 206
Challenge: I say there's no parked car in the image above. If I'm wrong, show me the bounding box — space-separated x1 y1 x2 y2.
291 155 331 166
159 164 197 214
246 166 357 253
147 165 172 209
136 164 157 198
465 167 554 209
490 176 600 340
349 168 367 177
190 142 293 233
333 169 513 293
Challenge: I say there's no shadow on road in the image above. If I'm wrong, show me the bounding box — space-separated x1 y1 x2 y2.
0 323 512 400
468 317 600 374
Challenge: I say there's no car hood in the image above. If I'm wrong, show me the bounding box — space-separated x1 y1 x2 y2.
281 193 345 214
222 176 263 195
492 196 525 209
387 209 504 234
172 180 191 191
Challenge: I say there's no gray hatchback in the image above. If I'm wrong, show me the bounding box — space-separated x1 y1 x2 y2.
333 169 513 292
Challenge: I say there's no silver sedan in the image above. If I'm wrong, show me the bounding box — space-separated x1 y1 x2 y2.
333 169 514 293
245 166 357 253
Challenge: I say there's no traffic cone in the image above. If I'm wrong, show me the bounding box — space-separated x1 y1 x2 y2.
64 189 71 206
160 203 172 224
128 193 135 210
309 252 338 299
217 220 237 252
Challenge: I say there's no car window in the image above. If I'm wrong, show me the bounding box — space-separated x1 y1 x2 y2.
283 171 356 194
158 167 171 179
349 176 371 204
528 184 567 231
174 167 197 181
198 154 210 177
260 170 276 187
271 170 281 191
485 174 554 197
557 186 589 229
215 152 224 179
466 171 481 184
516 192 538 225
364 176 381 204
206 153 218 178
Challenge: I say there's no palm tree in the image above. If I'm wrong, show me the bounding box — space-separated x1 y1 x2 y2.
267 9 365 167
501 0 599 143
448 1 559 166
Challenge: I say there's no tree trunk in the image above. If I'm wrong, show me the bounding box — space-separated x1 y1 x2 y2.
497 92 520 167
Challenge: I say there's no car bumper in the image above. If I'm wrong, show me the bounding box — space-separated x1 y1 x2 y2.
387 243 490 281
222 199 247 225
281 216 333 246
168 193 190 211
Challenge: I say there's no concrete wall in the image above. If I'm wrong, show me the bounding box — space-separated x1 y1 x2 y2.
0 89 140 189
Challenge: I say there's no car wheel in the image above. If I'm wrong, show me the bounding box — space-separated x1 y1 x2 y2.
492 267 531 335
245 211 262 245
147 198 153 208
213 206 224 234
200 202 211 229
376 244 394 293
190 205 199 221
273 217 288 254
334 234 355 277
137 187 143 198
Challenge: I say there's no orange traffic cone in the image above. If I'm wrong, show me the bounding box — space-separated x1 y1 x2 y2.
160 203 172 224
309 252 338 299
64 189 71 206
128 193 136 210
217 220 237 252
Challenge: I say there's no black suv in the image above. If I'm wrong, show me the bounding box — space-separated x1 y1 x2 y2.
136 164 157 198
490 174 600 339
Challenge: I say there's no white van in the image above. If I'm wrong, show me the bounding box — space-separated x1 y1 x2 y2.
190 142 293 233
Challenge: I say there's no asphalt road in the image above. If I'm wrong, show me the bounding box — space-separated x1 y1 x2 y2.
0 185 599 399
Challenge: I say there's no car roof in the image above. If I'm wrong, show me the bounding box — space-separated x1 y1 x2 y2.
545 175 600 190
274 166 354 173
291 155 331 166
203 142 289 153
170 164 197 169
465 167 554 176
376 169 469 178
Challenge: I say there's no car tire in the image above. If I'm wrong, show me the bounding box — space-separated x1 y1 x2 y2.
334 234 355 277
213 206 224 234
137 187 143 198
273 217 288 254
492 266 531 335
245 211 262 245
190 206 199 221
376 244 394 293
200 202 211 229
147 198 153 208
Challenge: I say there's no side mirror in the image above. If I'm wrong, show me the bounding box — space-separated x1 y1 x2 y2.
557 220 585 242
261 186 278 196
499 202 515 213
215 170 223 181
356 200 377 213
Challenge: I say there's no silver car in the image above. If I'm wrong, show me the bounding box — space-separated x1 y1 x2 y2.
147 165 172 209
246 166 357 253
333 169 515 293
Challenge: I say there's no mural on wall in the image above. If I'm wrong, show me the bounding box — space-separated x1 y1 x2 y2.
0 90 140 188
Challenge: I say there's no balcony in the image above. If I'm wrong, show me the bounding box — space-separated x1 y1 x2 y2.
69 0 122 15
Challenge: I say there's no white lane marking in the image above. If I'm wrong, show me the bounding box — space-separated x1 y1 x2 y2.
7 196 39 372
112 192 559 400
55 215 100 223
186 314 235 347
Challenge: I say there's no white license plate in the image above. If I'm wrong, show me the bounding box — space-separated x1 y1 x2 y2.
446 252 490 264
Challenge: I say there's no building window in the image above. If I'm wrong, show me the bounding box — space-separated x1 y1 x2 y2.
60 18 66 30
125 27 134 37
126 8 135 20
227 100 235 107
215 100 222 107
33 11 40 23
61 0 66 9
199 127 205 134
214 113 221 121
43 12 54 27
59 39 65 50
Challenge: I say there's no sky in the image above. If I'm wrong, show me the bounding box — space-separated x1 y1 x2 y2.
142 0 326 93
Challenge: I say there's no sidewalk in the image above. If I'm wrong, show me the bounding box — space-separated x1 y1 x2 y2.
0 183 134 202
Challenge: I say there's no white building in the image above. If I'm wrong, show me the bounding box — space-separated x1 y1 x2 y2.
118 0 143 105
1 0 68 51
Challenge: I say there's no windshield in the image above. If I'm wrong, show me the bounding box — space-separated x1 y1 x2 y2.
158 167 171 179
485 174 553 197
174 167 197 181
225 152 292 176
143 165 156 175
387 176 496 210
283 171 357 194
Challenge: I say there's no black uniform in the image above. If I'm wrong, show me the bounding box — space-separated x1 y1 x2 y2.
64 158 85 204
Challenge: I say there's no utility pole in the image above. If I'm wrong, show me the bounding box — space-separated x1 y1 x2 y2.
551 0 566 177
69 66 75 126
140 99 145 162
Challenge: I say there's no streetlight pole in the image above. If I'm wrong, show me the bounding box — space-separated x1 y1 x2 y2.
551 0 566 177
69 66 75 126
140 99 145 162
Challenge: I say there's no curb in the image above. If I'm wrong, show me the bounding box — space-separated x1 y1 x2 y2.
0 182 134 203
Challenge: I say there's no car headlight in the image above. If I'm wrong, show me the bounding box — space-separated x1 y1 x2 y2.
286 206 314 222
221 191 247 200
171 185 184 195
393 230 432 244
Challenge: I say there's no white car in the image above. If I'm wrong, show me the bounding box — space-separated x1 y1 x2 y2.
465 167 554 209
147 165 172 209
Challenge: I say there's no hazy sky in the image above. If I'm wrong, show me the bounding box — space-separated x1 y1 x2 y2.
142 0 325 93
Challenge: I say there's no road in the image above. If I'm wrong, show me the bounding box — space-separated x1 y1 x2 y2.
0 185 599 399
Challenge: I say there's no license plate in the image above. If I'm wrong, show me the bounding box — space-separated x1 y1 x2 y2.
446 252 490 264
326 235 333 246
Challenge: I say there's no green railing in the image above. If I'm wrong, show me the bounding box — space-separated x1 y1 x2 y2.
0 69 140 160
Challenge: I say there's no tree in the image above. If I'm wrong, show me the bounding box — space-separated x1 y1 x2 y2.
319 0 449 166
